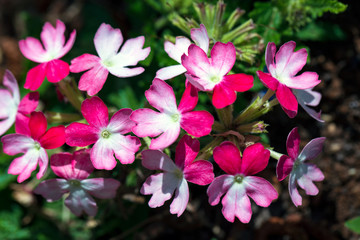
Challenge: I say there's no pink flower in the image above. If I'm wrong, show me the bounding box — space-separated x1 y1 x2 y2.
292 88 324 122
276 127 325 207
141 135 214 216
70 23 151 96
34 150 120 216
65 96 140 170
0 70 39 136
156 24 209 80
1 112 65 183
131 79 214 150
181 42 254 109
19 20 76 91
207 142 278 223
257 41 321 117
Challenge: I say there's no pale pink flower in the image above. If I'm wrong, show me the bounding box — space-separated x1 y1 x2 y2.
207 142 278 223
156 24 209 80
34 149 120 216
0 70 39 136
141 135 214 216
1 112 65 183
65 96 140 170
19 20 76 90
257 41 321 117
70 23 151 96
292 88 324 122
181 42 254 109
131 79 214 150
276 127 325 207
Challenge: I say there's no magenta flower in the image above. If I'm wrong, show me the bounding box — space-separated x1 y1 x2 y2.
70 23 151 96
207 142 278 223
65 96 140 170
141 135 214 216
131 79 214 150
293 88 324 122
0 70 39 136
156 24 209 80
257 41 321 117
181 41 254 109
19 20 76 90
1 112 65 183
34 150 120 216
276 127 325 207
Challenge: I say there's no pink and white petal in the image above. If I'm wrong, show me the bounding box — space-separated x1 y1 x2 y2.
181 44 210 79
3 70 20 102
276 83 298 113
141 149 178 172
222 73 254 92
81 178 120 199
78 64 109 96
81 96 109 128
46 59 69 83
65 122 99 147
18 37 47 63
212 83 237 109
34 179 69 201
24 63 47 91
70 54 100 73
131 109 168 137
94 23 123 60
111 134 140 164
29 112 47 140
303 163 325 182
111 36 150 66
145 79 178 113
108 108 135 134
71 149 94 179
298 137 326 162
213 141 242 175
18 92 39 114
184 160 214 185
293 88 321 107
36 148 49 180
39 125 65 149
185 73 214 91
155 65 187 80
256 71 279 91
178 83 198 113
289 173 302 207
221 183 251 223
274 41 296 75
283 48 308 77
174 135 199 168
141 172 179 208
210 42 236 76
8 148 40 183
180 111 214 137
170 179 189 217
1 134 35 155
40 20 65 54
282 106 297 119
298 101 324 122
190 24 209 53
241 143 270 176
149 124 180 150
0 118 16 136
0 90 14 119
244 176 278 207
164 37 191 63
285 72 321 90
276 155 294 181
90 138 118 170
15 113 31 138
265 42 276 71
207 174 234 206
107 66 145 78
58 30 76 58
50 152 76 179
286 127 301 160
297 174 319 196
65 189 98 216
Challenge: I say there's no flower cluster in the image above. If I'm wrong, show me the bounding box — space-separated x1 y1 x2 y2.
1 19 325 222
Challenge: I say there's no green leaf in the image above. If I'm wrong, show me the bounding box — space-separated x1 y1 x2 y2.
296 21 346 41
345 216 360 234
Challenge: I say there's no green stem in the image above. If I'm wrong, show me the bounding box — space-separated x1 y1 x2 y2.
268 149 283 160
196 136 224 160
46 112 82 124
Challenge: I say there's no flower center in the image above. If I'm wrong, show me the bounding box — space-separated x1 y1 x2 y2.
34 142 41 150
69 179 81 187
171 113 180 122
209 75 221 84
173 168 183 180
102 59 114 68
234 174 244 184
101 129 111 139
293 160 301 171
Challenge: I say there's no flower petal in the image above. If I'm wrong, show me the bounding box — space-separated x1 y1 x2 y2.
149 125 180 150
90 138 117 170
293 88 321 107
18 37 47 63
18 92 39 114
265 42 276 72
107 108 135 134
244 176 278 207
207 174 234 206
145 79 178 113
181 44 210 80
212 83 236 109
3 70 20 102
81 178 120 199
180 111 213 137
174 135 199 168
286 72 321 90
24 63 47 91
45 59 69 83
29 112 47 140
106 66 145 78
298 137 326 162
78 63 109 96
276 155 294 181
222 73 254 92
1 134 35 155
184 160 214 185
178 83 198 113
33 179 69 201
81 96 109 128
111 134 140 164
164 37 191 63
39 125 65 149
94 23 123 60
210 42 236 76
276 83 298 113
286 127 301 160
131 109 168 137
65 122 99 147
65 188 98 216
213 141 242 175
141 149 178 172
70 54 100 73
190 24 209 53
155 64 187 80
241 143 270 176
170 179 189 217
289 173 302 207
274 41 296 76
256 71 279 91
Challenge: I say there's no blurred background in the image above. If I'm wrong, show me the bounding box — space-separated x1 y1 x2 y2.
0 0 359 239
